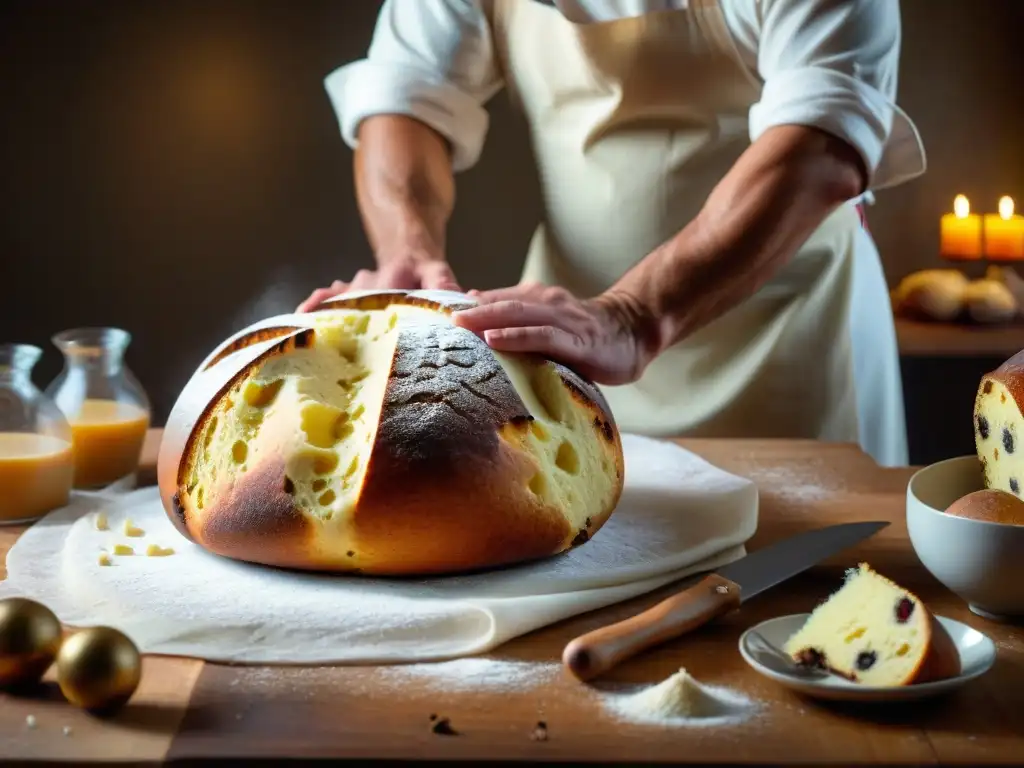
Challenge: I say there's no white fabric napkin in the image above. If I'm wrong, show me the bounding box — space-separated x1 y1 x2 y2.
0 434 758 664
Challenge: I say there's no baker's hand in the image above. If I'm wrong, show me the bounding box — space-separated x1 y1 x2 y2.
452 283 658 385
296 257 461 313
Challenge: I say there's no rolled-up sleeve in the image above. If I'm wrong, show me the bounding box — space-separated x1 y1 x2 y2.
323 0 503 172
738 0 925 191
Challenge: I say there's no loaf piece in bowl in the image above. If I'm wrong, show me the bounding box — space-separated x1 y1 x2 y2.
157 289 624 576
784 563 960 686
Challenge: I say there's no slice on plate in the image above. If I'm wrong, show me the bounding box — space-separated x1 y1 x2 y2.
783 563 960 686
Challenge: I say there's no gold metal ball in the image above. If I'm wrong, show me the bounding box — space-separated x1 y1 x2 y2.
56 626 141 712
0 597 63 689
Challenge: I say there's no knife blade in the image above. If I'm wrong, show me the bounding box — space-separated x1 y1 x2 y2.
562 520 889 681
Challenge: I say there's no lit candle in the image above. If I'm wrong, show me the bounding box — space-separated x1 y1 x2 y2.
940 194 983 260
983 196 1024 261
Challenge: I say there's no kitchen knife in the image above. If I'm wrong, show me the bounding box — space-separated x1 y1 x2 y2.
562 520 889 681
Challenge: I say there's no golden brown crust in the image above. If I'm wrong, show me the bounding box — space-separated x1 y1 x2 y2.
911 614 962 684
179 453 315 569
944 489 1024 526
982 350 1024 404
203 326 305 371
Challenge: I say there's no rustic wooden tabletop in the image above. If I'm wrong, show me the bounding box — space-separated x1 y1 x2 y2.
1 430 1021 765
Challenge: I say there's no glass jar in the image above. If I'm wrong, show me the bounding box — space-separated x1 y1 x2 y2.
0 344 75 524
44 327 152 490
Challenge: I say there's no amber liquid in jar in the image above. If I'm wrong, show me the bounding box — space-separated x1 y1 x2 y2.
45 328 152 490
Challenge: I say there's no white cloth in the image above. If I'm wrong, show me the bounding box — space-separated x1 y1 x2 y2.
325 0 925 190
0 435 758 664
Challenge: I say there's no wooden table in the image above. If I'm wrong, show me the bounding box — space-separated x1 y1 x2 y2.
895 317 1024 358
2 430 1022 765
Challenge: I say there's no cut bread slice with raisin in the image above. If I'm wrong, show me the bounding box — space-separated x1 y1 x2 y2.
975 351 1024 497
783 563 960 686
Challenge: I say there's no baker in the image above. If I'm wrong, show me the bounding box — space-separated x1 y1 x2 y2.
299 0 926 467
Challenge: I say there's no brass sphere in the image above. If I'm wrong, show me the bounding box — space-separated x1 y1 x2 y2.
56 626 141 712
0 597 63 689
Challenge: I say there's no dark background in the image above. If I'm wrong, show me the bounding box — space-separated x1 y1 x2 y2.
2 0 1023 464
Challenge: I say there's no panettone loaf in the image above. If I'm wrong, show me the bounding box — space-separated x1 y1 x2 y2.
157 289 624 576
784 563 960 686
974 349 1024 496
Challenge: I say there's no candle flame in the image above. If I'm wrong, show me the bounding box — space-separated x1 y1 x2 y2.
999 196 1015 220
954 195 970 218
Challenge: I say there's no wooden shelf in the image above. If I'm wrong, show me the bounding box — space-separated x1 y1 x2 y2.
896 317 1024 358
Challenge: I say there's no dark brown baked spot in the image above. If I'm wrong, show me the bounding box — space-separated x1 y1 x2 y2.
347 550 355 557
170 492 186 524
1004 427 1015 454
795 648 826 669
431 717 458 736
984 380 993 394
593 416 614 443
855 650 877 671
895 597 914 623
571 529 589 546
977 415 990 440
585 516 592 528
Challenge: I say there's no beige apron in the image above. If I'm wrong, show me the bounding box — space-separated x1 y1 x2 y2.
486 0 907 464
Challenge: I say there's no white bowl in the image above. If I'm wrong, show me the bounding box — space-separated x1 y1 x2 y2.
907 455 1024 620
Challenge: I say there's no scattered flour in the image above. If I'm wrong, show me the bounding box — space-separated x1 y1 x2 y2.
748 466 836 501
227 656 561 696
378 657 562 691
603 668 758 727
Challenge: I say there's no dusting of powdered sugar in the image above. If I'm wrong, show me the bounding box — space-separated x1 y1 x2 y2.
601 668 759 728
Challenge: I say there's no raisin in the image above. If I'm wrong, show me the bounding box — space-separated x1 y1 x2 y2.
856 650 877 671
1003 427 1015 454
895 597 915 623
1012 478 1021 495
283 476 295 494
977 415 990 440
571 529 589 546
796 648 826 669
984 380 993 394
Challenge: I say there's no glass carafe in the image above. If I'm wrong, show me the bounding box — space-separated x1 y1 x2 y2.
44 327 152 490
0 344 75 524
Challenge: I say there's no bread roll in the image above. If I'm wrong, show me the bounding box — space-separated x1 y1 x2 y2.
963 279 1017 324
891 269 967 321
974 350 1024 497
945 489 1024 526
156 289 625 576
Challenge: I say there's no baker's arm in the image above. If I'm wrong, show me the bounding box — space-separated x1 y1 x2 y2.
353 115 456 268
609 123 865 357
614 0 921 355
324 0 502 273
452 0 922 383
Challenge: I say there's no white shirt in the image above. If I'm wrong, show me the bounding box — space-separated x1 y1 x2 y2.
324 0 924 191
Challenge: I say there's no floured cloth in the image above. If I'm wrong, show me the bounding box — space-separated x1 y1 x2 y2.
0 434 757 664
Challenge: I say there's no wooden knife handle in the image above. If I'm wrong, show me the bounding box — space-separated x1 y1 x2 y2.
562 573 742 682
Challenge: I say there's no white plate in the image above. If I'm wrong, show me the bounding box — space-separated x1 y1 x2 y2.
738 613 996 702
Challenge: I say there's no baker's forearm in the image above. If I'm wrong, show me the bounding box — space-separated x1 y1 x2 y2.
354 115 456 264
611 125 867 357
